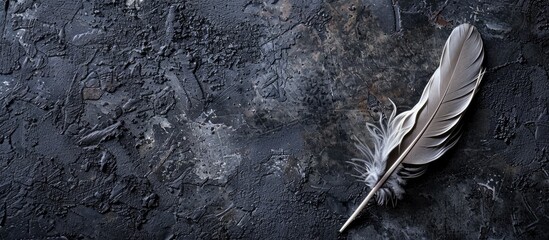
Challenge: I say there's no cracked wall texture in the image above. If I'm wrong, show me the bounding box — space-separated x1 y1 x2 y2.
0 0 548 239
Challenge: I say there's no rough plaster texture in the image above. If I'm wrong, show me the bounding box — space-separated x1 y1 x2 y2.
0 0 548 239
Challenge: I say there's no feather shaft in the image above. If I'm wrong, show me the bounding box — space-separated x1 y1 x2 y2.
341 71 483 233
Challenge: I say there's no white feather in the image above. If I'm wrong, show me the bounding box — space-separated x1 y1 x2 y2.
341 24 485 232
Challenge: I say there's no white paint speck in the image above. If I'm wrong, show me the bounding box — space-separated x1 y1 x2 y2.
150 116 172 133
190 111 241 183
126 0 145 9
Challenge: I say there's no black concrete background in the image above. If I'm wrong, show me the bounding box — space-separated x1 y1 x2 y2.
0 0 548 239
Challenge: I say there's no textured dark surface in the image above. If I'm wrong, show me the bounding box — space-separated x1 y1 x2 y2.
0 0 548 239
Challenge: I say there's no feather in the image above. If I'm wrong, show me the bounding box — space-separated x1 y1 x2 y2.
340 24 485 232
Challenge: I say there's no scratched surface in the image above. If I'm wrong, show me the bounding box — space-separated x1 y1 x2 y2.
0 0 548 239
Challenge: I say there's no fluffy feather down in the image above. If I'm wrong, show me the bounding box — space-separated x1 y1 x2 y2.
350 102 426 205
